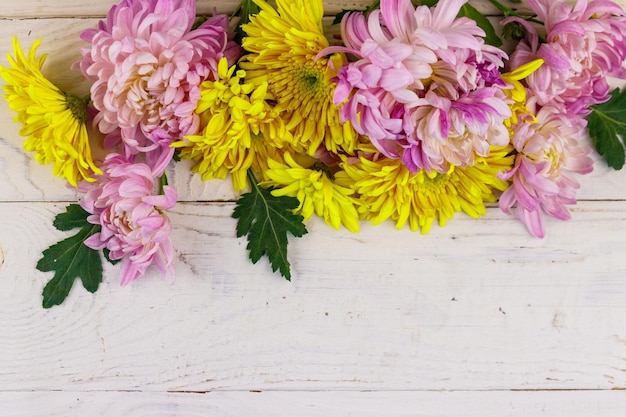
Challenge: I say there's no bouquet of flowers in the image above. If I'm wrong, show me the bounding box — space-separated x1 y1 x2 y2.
2 0 626 307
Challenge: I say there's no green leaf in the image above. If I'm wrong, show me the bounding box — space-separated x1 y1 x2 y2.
458 3 503 47
232 170 308 280
233 0 261 43
52 203 91 231
588 89 626 170
191 16 208 31
37 204 104 308
333 9 353 25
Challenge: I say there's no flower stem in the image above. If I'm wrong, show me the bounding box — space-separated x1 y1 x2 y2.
247 168 259 191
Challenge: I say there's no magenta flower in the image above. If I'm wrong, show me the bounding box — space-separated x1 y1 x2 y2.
498 103 594 238
507 0 626 115
80 154 177 286
79 0 242 175
329 0 511 173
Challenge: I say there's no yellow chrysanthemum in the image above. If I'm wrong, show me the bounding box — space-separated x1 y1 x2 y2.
501 59 544 127
0 37 100 186
263 152 360 232
343 147 515 234
240 0 357 155
173 58 289 191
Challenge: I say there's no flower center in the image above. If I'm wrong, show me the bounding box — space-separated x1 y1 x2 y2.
415 170 451 191
111 210 136 235
298 68 322 92
544 148 564 177
290 65 327 106
65 93 88 124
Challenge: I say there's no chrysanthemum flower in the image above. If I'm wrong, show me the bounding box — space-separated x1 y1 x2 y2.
80 153 177 286
0 37 100 187
403 88 511 173
331 0 511 174
343 146 514 234
173 58 290 191
263 152 361 232
507 0 626 115
498 103 594 238
240 0 357 155
79 0 241 175
500 59 544 127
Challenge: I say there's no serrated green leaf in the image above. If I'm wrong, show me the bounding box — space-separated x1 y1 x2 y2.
37 204 104 308
232 170 308 280
588 88 626 170
458 3 503 47
52 203 90 231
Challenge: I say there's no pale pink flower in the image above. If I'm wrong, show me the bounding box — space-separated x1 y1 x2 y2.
329 0 510 173
79 0 242 175
80 154 177 286
507 0 626 115
402 88 511 172
498 101 594 238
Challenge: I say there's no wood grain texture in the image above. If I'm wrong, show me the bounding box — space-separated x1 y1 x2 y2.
0 0 530 18
2 391 626 417
1 202 626 393
2 0 626 415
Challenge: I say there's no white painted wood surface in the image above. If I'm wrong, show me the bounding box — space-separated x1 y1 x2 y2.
1 1 626 415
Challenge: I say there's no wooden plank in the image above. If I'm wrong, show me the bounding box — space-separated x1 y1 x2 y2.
1 0 626 412
0 0 533 18
0 0 241 18
2 390 626 417
1 201 625 392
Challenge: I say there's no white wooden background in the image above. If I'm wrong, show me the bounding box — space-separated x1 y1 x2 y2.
2 0 626 415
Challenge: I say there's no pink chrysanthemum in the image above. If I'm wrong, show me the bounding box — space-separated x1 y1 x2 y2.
79 0 241 175
330 0 511 173
507 0 626 115
80 154 178 286
498 101 594 238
